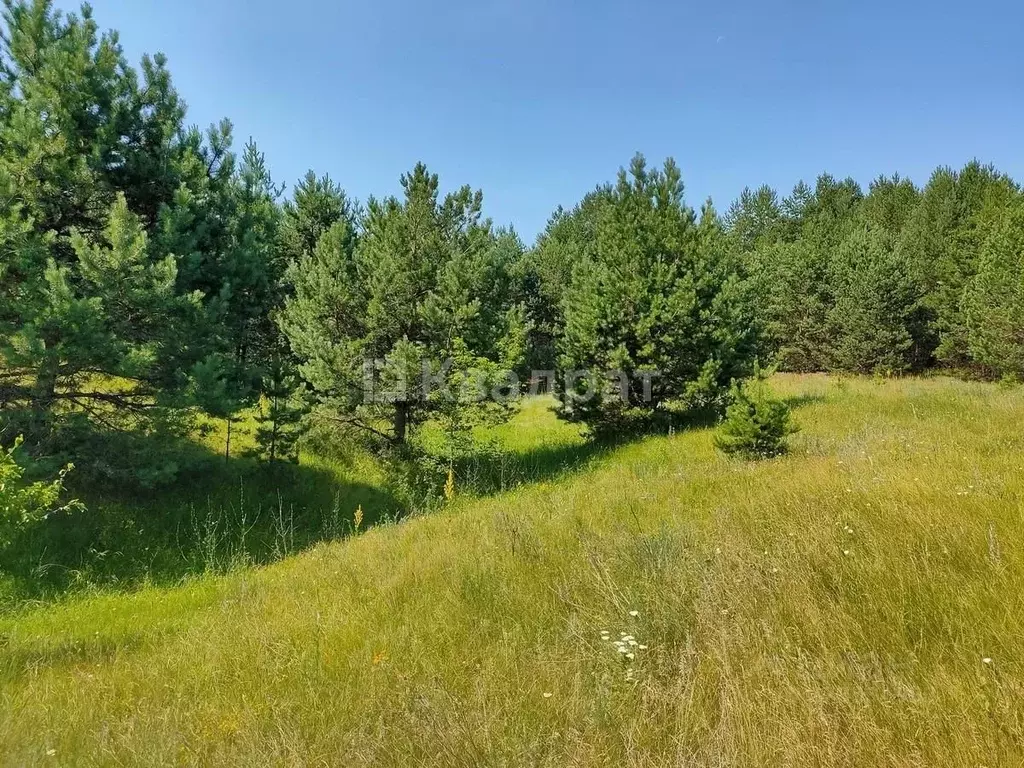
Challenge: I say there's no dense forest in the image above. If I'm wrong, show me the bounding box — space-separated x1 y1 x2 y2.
2 0 1023 490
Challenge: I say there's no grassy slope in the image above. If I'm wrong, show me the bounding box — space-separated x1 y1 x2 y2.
2 375 1024 766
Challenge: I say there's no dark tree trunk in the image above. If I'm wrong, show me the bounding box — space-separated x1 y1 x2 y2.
269 393 279 463
394 401 408 445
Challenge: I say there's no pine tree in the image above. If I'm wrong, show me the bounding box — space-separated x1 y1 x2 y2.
715 375 797 459
279 171 355 266
0 1 284 480
520 187 612 372
725 184 784 252
280 163 517 449
252 354 306 463
1 193 205 432
558 155 758 432
898 162 1019 367
963 199 1024 379
212 139 287 457
748 239 832 371
827 226 920 373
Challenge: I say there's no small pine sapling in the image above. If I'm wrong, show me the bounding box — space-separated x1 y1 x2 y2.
714 375 797 459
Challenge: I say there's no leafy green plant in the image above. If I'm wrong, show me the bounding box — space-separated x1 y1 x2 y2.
714 378 797 459
0 436 81 553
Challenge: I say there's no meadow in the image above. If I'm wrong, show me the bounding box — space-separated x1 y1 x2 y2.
2 374 1024 766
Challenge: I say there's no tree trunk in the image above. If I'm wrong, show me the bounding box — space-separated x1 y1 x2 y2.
31 359 59 435
225 417 233 462
33 359 58 411
269 393 278 463
394 401 408 445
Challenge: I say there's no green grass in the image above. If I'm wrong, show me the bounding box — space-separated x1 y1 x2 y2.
0 405 400 603
3 375 1024 765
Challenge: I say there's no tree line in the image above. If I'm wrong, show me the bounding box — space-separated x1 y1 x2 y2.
1 0 1022 485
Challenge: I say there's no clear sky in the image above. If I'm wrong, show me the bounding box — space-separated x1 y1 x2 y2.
58 0 1024 241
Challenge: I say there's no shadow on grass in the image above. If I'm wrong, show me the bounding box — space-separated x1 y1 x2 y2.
781 392 828 410
0 631 151 684
0 433 402 607
454 392 827 497
452 405 729 497
1 392 829 609
453 438 613 496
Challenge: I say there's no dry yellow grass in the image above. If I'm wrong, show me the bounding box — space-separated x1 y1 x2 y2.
2 374 1023 765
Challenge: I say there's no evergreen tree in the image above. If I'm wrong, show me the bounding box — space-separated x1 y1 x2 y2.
827 226 920 373
519 187 612 372
212 138 287 455
898 162 1019 366
281 164 516 448
1 190 205 438
963 199 1024 379
252 354 306 463
715 375 797 459
748 239 832 371
558 155 758 432
279 171 355 266
0 1 284 480
725 184 784 252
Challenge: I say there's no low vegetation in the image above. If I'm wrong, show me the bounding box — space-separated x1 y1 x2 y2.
714 375 797 458
3 375 1024 765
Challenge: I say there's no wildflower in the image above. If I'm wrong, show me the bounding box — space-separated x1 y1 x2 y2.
983 657 993 664
444 467 455 503
372 650 388 666
354 505 364 531
625 652 635 660
46 750 56 757
638 644 648 650
628 610 640 618
617 646 629 654
843 549 851 556
543 692 553 698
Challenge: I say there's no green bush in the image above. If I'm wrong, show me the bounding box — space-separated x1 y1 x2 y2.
714 380 797 459
0 437 81 553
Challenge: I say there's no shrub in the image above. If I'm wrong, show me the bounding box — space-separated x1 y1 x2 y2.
0 436 81 553
714 379 797 459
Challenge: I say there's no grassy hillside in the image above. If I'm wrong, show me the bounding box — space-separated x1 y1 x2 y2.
3 375 1024 765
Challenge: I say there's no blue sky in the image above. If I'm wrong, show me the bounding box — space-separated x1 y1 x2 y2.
61 0 1023 241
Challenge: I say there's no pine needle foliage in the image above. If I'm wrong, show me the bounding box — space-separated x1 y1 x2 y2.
714 376 797 459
